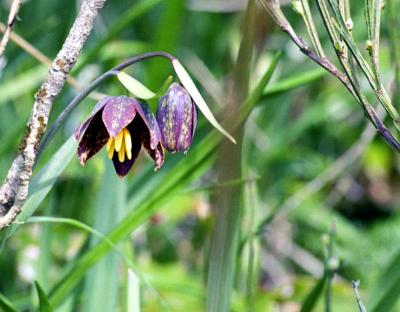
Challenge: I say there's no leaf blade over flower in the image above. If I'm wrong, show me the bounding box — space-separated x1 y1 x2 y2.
172 58 236 144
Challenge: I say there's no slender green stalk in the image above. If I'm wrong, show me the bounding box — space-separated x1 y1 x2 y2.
206 1 256 310
296 0 325 57
387 0 400 102
244 176 257 312
364 0 382 84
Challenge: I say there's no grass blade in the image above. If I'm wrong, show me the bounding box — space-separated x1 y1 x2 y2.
300 276 326 312
0 292 18 312
35 281 54 312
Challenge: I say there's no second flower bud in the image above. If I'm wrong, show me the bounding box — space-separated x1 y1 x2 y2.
156 83 197 153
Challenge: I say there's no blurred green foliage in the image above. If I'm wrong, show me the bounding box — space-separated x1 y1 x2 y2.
0 0 400 311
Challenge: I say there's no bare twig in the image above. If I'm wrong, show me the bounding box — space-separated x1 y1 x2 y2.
0 0 21 57
0 22 103 100
0 0 107 229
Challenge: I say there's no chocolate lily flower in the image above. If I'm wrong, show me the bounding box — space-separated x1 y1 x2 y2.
75 96 164 177
156 83 197 153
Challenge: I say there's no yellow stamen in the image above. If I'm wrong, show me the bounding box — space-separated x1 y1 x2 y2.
107 138 115 160
118 138 126 162
123 128 132 160
115 130 124 152
106 137 113 152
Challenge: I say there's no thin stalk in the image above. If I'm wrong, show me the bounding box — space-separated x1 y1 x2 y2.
206 0 256 311
244 176 257 312
365 0 382 84
387 0 400 102
298 0 325 57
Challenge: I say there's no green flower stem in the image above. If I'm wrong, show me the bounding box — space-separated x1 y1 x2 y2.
298 0 325 57
387 0 400 102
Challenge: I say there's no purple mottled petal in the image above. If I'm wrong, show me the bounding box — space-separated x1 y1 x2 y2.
77 113 109 165
74 96 112 140
102 96 139 138
112 133 142 177
145 143 164 170
139 102 162 150
157 83 195 152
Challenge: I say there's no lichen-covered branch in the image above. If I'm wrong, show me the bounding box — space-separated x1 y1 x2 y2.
0 0 107 229
0 0 21 57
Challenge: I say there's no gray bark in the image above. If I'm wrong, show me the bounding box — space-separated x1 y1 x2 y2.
0 0 107 229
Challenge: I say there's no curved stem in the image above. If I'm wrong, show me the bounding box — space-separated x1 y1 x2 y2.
38 51 174 159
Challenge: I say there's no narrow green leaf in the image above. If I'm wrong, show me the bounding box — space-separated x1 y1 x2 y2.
300 276 326 312
263 68 326 96
154 75 173 98
35 281 54 312
0 292 18 312
117 72 156 100
368 248 400 312
172 58 237 144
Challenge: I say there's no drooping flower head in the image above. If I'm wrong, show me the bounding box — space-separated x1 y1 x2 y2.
75 96 164 177
156 83 197 153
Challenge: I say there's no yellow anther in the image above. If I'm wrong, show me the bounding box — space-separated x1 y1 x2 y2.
118 139 126 163
106 137 113 152
107 138 115 160
123 128 132 160
115 130 124 152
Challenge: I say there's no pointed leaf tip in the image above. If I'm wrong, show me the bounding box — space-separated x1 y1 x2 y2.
117 72 156 100
172 59 236 144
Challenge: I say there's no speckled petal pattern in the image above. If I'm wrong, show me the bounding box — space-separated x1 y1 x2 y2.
102 96 139 138
140 102 162 150
156 83 196 152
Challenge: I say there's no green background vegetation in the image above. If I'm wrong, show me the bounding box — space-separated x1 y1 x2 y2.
0 0 400 311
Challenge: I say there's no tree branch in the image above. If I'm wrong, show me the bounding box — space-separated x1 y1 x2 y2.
0 0 107 229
